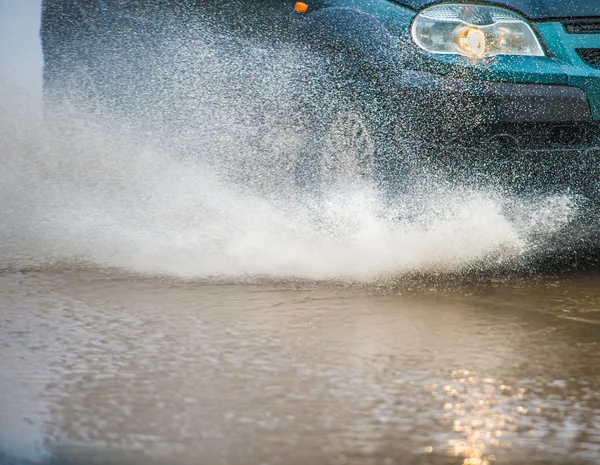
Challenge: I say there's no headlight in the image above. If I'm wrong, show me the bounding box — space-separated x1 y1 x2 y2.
411 4 545 58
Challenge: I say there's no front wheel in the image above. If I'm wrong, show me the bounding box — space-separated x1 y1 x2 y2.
294 97 408 199
320 111 376 189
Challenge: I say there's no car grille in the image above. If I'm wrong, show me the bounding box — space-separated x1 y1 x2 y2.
577 49 600 69
564 20 600 34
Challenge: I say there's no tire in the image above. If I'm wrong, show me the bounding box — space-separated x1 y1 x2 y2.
293 73 407 198
320 111 376 189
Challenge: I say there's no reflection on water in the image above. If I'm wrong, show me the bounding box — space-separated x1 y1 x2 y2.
433 370 526 465
1 270 600 465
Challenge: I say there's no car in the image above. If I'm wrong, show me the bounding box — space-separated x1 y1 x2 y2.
41 0 600 193
41 0 600 254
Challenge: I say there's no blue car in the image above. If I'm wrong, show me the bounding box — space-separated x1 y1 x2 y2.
41 0 600 197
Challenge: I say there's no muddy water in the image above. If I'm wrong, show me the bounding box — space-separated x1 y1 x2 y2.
1 270 600 465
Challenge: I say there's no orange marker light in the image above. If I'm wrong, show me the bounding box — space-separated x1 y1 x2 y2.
294 2 309 13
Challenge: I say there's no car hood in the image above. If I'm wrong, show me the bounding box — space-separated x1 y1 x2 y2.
392 0 600 20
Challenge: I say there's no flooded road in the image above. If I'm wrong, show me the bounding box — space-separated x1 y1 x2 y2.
2 270 600 465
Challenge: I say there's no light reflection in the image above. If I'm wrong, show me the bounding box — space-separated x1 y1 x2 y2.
431 369 531 465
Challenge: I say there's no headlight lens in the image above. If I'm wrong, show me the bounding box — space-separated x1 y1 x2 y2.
411 4 545 58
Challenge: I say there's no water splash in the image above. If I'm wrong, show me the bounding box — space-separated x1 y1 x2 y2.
0 30 579 282
0 106 578 281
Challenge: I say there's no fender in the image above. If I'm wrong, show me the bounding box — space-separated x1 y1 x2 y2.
296 6 408 71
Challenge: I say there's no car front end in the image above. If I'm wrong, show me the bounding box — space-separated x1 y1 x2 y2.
304 0 600 196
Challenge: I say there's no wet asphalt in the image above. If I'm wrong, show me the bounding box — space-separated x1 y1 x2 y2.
1 270 600 465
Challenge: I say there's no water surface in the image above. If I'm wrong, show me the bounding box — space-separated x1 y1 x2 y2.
2 270 599 465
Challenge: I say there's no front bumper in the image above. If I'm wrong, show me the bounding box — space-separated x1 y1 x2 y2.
383 68 600 152
390 69 593 123
380 68 600 200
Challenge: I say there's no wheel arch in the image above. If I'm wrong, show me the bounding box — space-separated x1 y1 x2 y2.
296 6 407 71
